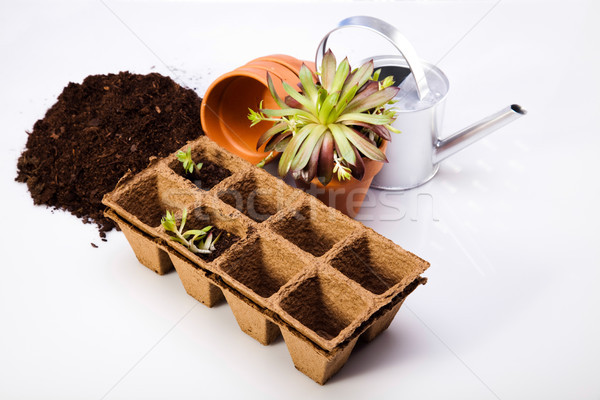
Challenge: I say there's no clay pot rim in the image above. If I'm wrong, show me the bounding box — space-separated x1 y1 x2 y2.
201 59 304 164
247 54 318 80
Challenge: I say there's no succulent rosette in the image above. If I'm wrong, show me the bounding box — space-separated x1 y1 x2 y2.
248 50 400 186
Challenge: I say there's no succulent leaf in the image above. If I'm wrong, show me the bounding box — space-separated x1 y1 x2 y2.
344 86 399 114
330 57 350 93
318 91 340 124
341 60 373 99
347 121 392 141
299 64 318 102
329 123 356 166
330 84 359 122
291 124 327 172
260 107 315 121
350 146 366 180
273 136 292 152
337 112 392 125
265 131 292 152
278 124 314 177
340 125 387 162
284 95 302 109
266 73 287 109
282 81 316 114
353 80 379 98
317 87 327 106
317 131 335 186
256 121 288 149
372 68 381 81
320 49 337 92
304 132 325 182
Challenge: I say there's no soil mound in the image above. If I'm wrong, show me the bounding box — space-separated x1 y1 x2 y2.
16 71 203 238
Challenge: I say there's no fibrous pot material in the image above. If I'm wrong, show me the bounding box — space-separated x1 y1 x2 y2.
103 135 429 384
16 71 204 237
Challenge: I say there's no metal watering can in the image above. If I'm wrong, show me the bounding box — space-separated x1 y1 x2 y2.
316 16 527 190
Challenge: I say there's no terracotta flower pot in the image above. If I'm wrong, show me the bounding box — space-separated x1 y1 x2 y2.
246 54 317 81
201 55 307 164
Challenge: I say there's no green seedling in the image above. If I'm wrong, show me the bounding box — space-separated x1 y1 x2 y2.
161 209 221 254
177 147 203 175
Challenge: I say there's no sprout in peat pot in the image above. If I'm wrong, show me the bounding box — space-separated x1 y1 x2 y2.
177 146 203 174
161 209 220 255
174 146 233 190
248 50 400 186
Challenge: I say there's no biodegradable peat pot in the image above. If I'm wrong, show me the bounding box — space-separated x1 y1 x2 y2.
168 250 225 308
297 141 388 218
221 287 281 346
201 55 307 165
104 208 174 275
102 135 430 385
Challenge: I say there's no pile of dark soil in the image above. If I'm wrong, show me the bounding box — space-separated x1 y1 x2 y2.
16 71 203 238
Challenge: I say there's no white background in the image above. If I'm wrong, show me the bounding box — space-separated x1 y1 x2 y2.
1 1 599 399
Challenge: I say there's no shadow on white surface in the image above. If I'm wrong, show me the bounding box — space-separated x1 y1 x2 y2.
330 324 425 384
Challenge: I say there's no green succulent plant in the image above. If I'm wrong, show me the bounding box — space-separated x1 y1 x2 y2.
161 209 220 254
248 49 400 186
177 147 203 175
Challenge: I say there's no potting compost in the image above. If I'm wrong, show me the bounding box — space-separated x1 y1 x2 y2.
16 71 203 238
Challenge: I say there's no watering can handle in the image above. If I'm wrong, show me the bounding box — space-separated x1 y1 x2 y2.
315 16 430 100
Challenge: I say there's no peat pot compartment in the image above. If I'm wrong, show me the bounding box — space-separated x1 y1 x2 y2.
219 235 306 299
167 147 233 191
268 199 357 257
178 203 249 262
279 273 369 342
113 172 196 228
329 232 427 295
216 170 300 223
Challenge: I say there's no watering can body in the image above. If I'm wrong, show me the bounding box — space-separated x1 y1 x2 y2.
369 57 449 190
368 57 526 190
317 16 526 191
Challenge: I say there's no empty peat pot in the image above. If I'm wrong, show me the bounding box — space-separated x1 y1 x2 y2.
317 16 527 190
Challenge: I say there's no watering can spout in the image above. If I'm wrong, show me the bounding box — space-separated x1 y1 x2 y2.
433 104 527 164
320 16 528 190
